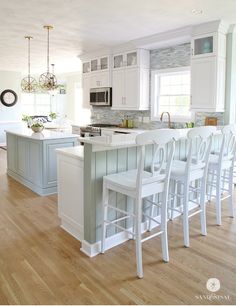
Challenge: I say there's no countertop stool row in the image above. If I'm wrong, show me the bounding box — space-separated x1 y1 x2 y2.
100 126 236 278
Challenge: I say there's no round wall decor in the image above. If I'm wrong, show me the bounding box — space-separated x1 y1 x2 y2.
0 89 18 107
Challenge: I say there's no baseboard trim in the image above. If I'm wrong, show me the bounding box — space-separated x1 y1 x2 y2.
60 213 84 242
80 216 161 257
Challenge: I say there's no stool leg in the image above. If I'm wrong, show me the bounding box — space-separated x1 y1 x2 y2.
228 166 234 218
183 183 190 247
216 169 222 226
148 194 156 231
170 180 177 221
200 177 207 236
101 183 109 253
161 194 169 262
135 197 143 278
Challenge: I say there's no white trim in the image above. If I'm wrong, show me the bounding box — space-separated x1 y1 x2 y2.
80 217 160 257
80 201 199 258
151 66 192 123
60 213 84 242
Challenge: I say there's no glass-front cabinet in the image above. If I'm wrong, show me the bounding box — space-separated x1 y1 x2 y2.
191 33 216 58
83 62 90 73
83 56 110 74
113 49 149 69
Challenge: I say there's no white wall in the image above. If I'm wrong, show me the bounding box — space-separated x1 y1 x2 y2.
0 70 22 122
0 71 22 145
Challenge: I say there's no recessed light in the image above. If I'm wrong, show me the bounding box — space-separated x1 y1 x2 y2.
191 8 203 15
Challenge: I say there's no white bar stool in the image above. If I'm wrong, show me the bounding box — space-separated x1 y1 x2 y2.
168 126 216 247
101 129 179 278
207 125 236 225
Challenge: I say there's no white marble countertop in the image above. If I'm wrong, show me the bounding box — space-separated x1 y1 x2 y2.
5 126 79 141
80 128 222 151
56 146 84 160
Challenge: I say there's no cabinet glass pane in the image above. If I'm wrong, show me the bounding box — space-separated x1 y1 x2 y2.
83 62 90 73
101 57 108 70
194 36 213 55
114 55 123 68
127 52 137 66
91 59 98 71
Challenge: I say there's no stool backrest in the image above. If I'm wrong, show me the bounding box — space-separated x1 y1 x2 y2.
135 129 180 191
220 125 236 162
186 126 216 172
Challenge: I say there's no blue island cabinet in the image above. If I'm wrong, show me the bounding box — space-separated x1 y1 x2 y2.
6 130 78 196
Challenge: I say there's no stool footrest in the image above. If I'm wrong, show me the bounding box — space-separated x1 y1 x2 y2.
188 209 202 218
104 220 134 236
141 231 163 243
106 204 135 218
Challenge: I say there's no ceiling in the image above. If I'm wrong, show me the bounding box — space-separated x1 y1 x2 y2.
0 0 236 74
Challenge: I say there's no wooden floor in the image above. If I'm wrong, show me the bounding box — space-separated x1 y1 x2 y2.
0 149 236 305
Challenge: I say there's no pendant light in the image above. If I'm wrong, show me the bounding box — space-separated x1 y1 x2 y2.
39 25 57 91
21 36 38 93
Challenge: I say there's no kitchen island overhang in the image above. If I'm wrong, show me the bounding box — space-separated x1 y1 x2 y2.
5 127 79 196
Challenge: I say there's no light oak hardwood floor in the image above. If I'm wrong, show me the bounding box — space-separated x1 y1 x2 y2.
0 149 235 305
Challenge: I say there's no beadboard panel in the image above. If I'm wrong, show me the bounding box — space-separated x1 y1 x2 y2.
84 133 222 244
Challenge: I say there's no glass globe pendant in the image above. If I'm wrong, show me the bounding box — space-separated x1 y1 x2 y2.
21 36 38 93
39 25 57 91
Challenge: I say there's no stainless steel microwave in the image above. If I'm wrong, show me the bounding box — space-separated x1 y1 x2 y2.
89 87 112 106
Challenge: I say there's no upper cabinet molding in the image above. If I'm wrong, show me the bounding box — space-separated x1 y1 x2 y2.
191 20 229 36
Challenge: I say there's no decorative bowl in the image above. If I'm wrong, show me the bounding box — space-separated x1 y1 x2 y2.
31 126 44 133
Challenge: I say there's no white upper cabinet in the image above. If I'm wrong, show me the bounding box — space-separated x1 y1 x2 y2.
82 55 110 74
112 67 149 110
113 49 150 69
190 22 227 112
82 75 91 109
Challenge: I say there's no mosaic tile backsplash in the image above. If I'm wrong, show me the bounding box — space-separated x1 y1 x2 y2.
91 43 224 129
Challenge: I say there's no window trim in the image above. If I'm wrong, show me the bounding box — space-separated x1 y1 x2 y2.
151 66 193 122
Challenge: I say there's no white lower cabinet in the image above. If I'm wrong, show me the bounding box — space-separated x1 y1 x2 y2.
191 56 225 112
57 149 84 241
112 67 149 110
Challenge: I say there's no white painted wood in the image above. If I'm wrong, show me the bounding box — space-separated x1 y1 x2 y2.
101 129 178 278
112 67 149 110
190 27 226 112
82 74 91 109
167 126 216 247
57 151 84 241
207 125 236 225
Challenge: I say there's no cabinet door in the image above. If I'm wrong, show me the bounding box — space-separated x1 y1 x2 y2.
124 68 139 109
191 33 216 58
98 71 109 87
17 137 29 178
82 75 90 109
191 57 216 110
112 69 125 109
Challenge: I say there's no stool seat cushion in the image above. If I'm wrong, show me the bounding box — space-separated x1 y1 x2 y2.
104 169 165 191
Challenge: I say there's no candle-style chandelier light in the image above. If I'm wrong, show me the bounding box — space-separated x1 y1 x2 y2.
21 36 38 93
39 25 57 91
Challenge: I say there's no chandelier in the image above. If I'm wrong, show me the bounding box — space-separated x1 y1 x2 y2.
39 25 57 91
21 36 38 93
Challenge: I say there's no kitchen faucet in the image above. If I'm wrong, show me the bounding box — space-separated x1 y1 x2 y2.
160 112 171 128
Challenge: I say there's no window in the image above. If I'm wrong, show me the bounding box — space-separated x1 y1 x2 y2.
151 67 191 121
21 93 51 116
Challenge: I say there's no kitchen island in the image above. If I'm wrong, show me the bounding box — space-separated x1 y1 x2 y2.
5 127 79 196
57 130 222 257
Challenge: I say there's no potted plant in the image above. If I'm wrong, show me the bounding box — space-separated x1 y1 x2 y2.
49 112 57 121
30 118 44 133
